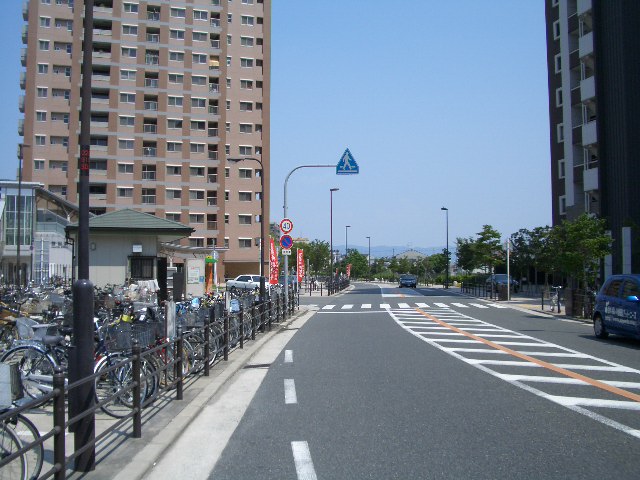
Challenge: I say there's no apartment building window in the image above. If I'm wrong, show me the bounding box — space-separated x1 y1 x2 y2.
239 124 252 134
52 112 69 123
130 257 154 280
225 145 230 155
226 56 231 66
241 16 254 26
554 54 561 73
170 29 185 40
239 238 252 248
122 25 138 36
239 169 252 179
55 19 73 30
37 87 48 98
193 10 208 21
224 214 229 224
53 65 71 77
167 165 182 176
41 0 51 4
167 189 182 199
557 159 566 179
190 166 205 177
225 168 230 178
255 124 262 133
141 188 156 204
192 75 206 85
40 17 51 27
553 20 560 40
242 0 254 5
255 146 262 155
119 115 135 126
168 96 183 107
240 36 254 47
190 143 205 153
52 136 69 147
239 191 252 201
38 63 48 74
122 47 137 58
239 101 253 111
118 163 133 174
168 73 184 84
227 13 232 23
239 146 252 155
170 8 186 18
240 58 254 68
36 111 47 122
189 238 205 248
169 51 184 61
120 69 136 80
39 40 50 51
189 190 205 200
123 3 138 13
189 214 205 224
167 142 183 152
142 165 156 180
34 160 45 170
239 214 253 225
192 53 207 64
117 187 133 198
192 97 206 108
556 123 564 143
555 88 563 107
226 100 231 110
256 102 262 110
559 195 566 215
120 93 135 103
226 78 232 88
227 35 232 45
168 118 183 129
166 212 181 222
118 139 134 150
191 120 205 131
224 191 229 201
35 135 46 146
50 160 67 171
193 32 207 42
240 79 253 89
225 122 231 132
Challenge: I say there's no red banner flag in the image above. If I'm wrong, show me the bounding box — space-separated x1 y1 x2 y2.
297 249 305 283
346 263 352 278
269 238 279 285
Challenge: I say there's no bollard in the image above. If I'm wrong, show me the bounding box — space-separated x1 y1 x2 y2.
251 304 257 340
132 340 142 438
204 313 211 377
320 284 323 296
223 313 229 361
268 298 272 331
176 327 183 400
53 367 66 480
239 305 244 349
541 290 544 310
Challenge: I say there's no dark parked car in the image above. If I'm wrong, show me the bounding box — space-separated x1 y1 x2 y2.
485 274 519 293
593 274 640 340
398 274 417 288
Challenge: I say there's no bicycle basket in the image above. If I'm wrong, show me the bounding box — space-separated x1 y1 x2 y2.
131 323 157 348
105 323 133 351
16 317 37 340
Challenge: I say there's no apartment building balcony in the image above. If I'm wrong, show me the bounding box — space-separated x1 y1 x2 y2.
89 120 109 129
583 166 599 192
144 101 158 111
208 105 218 115
22 0 28 20
146 34 160 43
208 151 218 160
93 73 111 82
91 96 110 105
95 4 113 15
22 25 27 44
144 78 159 88
579 32 593 59
147 11 160 21
19 95 25 112
21 48 26 66
145 55 159 66
143 147 157 157
582 120 597 146
94 28 112 37
17 119 24 136
91 144 108 152
210 39 220 49
208 128 218 138
211 0 221 6
577 0 592 16
92 50 111 60
580 76 595 102
143 124 157 134
208 174 217 184
207 196 217 206
209 84 219 93
141 194 156 204
210 19 221 28
20 72 26 89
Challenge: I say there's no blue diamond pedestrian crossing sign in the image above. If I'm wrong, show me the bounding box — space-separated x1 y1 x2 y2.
336 148 359 175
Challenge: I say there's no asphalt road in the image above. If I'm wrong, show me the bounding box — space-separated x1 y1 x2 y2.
209 282 640 479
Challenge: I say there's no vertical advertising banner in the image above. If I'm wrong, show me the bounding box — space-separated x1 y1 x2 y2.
297 249 305 283
269 238 279 285
346 263 352 278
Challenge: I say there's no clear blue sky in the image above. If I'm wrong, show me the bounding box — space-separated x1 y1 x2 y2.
0 1 552 252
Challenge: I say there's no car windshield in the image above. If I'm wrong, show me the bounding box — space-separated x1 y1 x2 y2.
494 275 509 281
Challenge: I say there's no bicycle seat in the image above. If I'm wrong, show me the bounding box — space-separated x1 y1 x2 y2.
42 335 65 346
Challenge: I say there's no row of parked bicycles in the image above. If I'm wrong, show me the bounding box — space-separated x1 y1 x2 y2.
0 282 298 479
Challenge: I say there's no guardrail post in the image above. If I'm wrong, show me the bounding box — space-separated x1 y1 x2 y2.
251 304 257 340
53 367 66 480
223 313 229 361
176 327 183 400
541 290 544 310
132 340 142 438
268 298 272 331
204 313 211 377
239 305 244 349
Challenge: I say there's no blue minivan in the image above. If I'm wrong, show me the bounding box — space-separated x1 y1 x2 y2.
592 274 640 340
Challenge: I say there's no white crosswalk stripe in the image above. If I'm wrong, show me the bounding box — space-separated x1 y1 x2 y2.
362 304 372 309
398 302 411 309
313 301 516 312
321 305 335 310
341 304 353 310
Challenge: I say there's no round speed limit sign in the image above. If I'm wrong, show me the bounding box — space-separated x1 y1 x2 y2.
279 218 294 234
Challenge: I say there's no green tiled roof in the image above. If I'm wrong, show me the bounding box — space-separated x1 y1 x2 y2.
67 209 193 233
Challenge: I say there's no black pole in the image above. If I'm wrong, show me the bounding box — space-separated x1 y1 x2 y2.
16 146 24 287
70 0 95 472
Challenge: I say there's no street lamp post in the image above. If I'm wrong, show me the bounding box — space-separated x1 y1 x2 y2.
366 236 371 280
16 144 29 287
345 225 351 259
441 207 449 289
330 188 339 293
228 157 266 303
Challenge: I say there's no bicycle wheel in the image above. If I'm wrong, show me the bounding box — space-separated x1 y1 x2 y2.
5 414 43 480
95 353 147 418
0 423 26 480
0 346 57 399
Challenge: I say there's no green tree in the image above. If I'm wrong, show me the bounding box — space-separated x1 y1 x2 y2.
548 214 611 289
474 225 504 274
303 239 330 275
344 249 369 278
455 237 478 273
429 251 448 275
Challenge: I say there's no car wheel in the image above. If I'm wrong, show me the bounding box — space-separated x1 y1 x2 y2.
593 314 608 339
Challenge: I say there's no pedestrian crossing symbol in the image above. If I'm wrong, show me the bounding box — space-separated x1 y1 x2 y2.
336 148 359 175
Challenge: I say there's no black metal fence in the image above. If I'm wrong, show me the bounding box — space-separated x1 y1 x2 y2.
0 289 299 479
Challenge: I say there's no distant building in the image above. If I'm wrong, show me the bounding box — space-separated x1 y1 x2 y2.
396 249 427 261
545 0 640 275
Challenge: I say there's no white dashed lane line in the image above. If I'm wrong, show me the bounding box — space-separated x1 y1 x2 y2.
291 441 318 480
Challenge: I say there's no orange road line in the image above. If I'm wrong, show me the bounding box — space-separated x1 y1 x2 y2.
416 309 640 404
